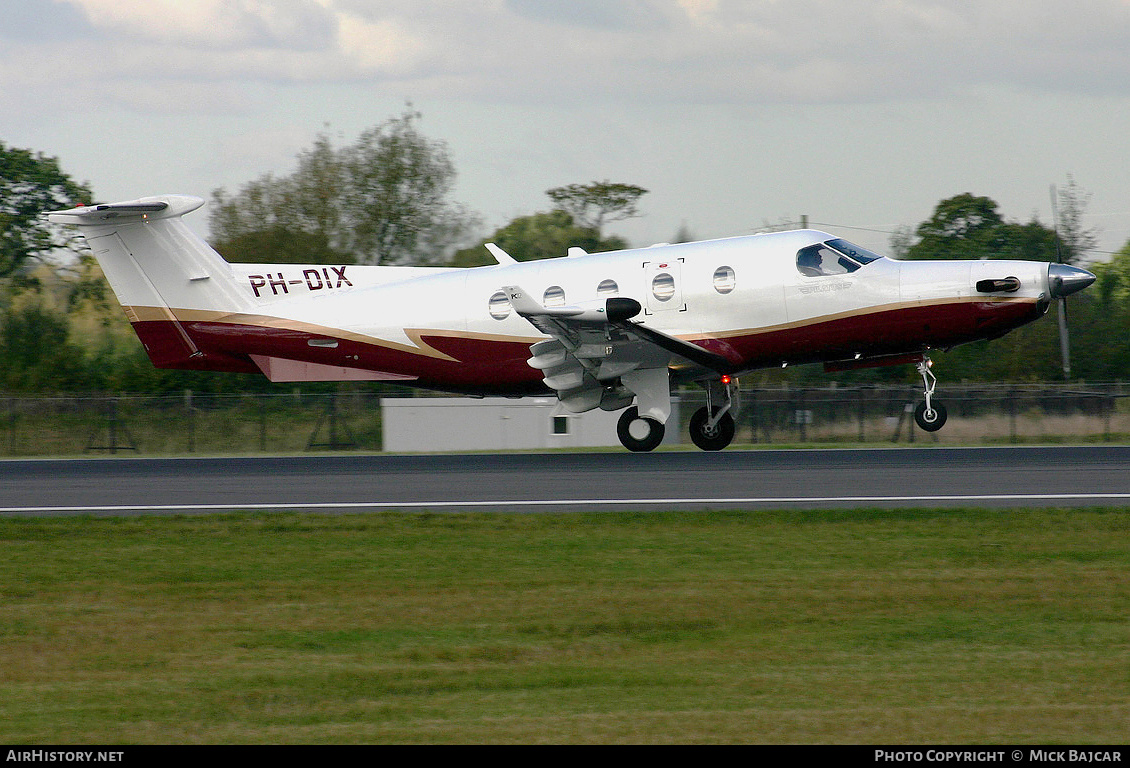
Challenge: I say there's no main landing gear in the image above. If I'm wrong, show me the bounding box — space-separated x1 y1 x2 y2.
616 406 666 452
913 358 947 432
616 375 740 452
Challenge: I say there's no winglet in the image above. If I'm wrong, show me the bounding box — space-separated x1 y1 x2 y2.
484 242 517 265
567 247 588 258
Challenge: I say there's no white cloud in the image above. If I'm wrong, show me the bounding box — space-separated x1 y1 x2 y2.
35 0 1130 104
65 0 338 50
7 1 1130 255
334 12 433 77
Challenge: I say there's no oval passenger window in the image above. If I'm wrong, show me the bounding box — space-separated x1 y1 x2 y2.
488 291 511 320
713 266 736 294
543 286 566 306
651 273 675 302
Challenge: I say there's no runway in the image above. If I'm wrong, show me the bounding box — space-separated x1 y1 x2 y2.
3 446 1130 515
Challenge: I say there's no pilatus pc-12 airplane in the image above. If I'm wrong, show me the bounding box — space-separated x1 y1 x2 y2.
48 195 1095 452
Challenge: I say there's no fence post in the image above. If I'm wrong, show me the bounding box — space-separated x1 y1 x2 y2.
1009 388 1018 443
797 389 807 443
109 398 118 454
306 390 357 450
84 396 136 454
857 387 866 443
746 389 758 444
907 390 915 444
185 389 195 453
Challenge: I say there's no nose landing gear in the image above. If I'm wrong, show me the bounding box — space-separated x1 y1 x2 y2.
914 358 947 432
689 376 739 451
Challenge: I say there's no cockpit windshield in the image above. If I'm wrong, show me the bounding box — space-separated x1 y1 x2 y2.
796 238 883 277
825 238 882 264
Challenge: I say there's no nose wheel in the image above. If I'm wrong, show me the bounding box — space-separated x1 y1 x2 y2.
688 375 740 451
914 400 947 431
914 358 948 432
690 407 735 451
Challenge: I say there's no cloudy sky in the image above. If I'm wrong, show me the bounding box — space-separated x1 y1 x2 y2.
4 0 1130 257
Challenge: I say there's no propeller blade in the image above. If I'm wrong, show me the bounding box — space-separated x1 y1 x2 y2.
1050 183 1065 265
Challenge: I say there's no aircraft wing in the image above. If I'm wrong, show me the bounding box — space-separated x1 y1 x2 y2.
502 285 733 413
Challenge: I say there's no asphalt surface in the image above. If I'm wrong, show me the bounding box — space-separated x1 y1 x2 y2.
3 446 1130 515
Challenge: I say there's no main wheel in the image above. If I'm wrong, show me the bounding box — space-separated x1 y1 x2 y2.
689 406 736 451
617 406 665 452
914 400 948 432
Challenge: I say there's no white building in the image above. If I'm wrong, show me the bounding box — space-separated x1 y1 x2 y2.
381 396 680 452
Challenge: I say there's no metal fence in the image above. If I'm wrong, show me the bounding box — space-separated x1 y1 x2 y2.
1 391 383 457
678 382 1130 446
3 383 1129 456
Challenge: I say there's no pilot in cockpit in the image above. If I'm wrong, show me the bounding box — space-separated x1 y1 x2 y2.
797 248 824 277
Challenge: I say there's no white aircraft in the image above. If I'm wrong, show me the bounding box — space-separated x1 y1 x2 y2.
48 195 1095 452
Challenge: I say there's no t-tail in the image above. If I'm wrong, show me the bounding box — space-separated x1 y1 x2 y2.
47 195 258 372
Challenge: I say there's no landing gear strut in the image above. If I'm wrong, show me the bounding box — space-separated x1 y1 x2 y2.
689 376 739 451
913 358 947 432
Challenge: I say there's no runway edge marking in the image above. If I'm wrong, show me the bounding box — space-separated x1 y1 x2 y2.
5 492 1130 514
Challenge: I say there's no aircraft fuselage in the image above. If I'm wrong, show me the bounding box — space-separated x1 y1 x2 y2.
158 231 1052 392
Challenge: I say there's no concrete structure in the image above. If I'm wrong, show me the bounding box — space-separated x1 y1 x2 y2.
381 396 679 452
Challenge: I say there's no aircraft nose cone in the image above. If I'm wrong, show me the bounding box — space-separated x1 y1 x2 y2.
1048 263 1096 299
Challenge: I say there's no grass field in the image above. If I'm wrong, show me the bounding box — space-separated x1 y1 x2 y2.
1 508 1127 744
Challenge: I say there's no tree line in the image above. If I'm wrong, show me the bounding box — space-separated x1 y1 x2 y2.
1 112 1127 394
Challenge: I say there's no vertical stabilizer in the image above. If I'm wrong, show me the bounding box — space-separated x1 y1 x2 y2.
48 195 255 367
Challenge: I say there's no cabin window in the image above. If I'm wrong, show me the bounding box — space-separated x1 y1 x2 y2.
796 244 860 277
488 291 511 320
651 272 676 301
543 285 566 307
597 279 619 297
552 415 570 435
713 266 736 294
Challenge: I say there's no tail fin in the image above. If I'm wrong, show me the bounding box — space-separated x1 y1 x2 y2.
48 195 256 369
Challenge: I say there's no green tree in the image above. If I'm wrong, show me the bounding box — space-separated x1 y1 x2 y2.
0 142 93 279
905 193 1008 261
904 193 1062 263
211 132 352 264
211 108 478 265
0 303 87 392
997 219 1058 262
545 181 648 236
450 210 627 267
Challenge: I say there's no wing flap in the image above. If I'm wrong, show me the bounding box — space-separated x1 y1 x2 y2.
504 284 734 413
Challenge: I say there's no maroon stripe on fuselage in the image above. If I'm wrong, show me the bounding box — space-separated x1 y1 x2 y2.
720 297 1043 370
130 297 1043 391
132 319 546 393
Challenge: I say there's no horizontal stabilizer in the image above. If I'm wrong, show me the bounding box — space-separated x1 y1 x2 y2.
47 195 205 225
